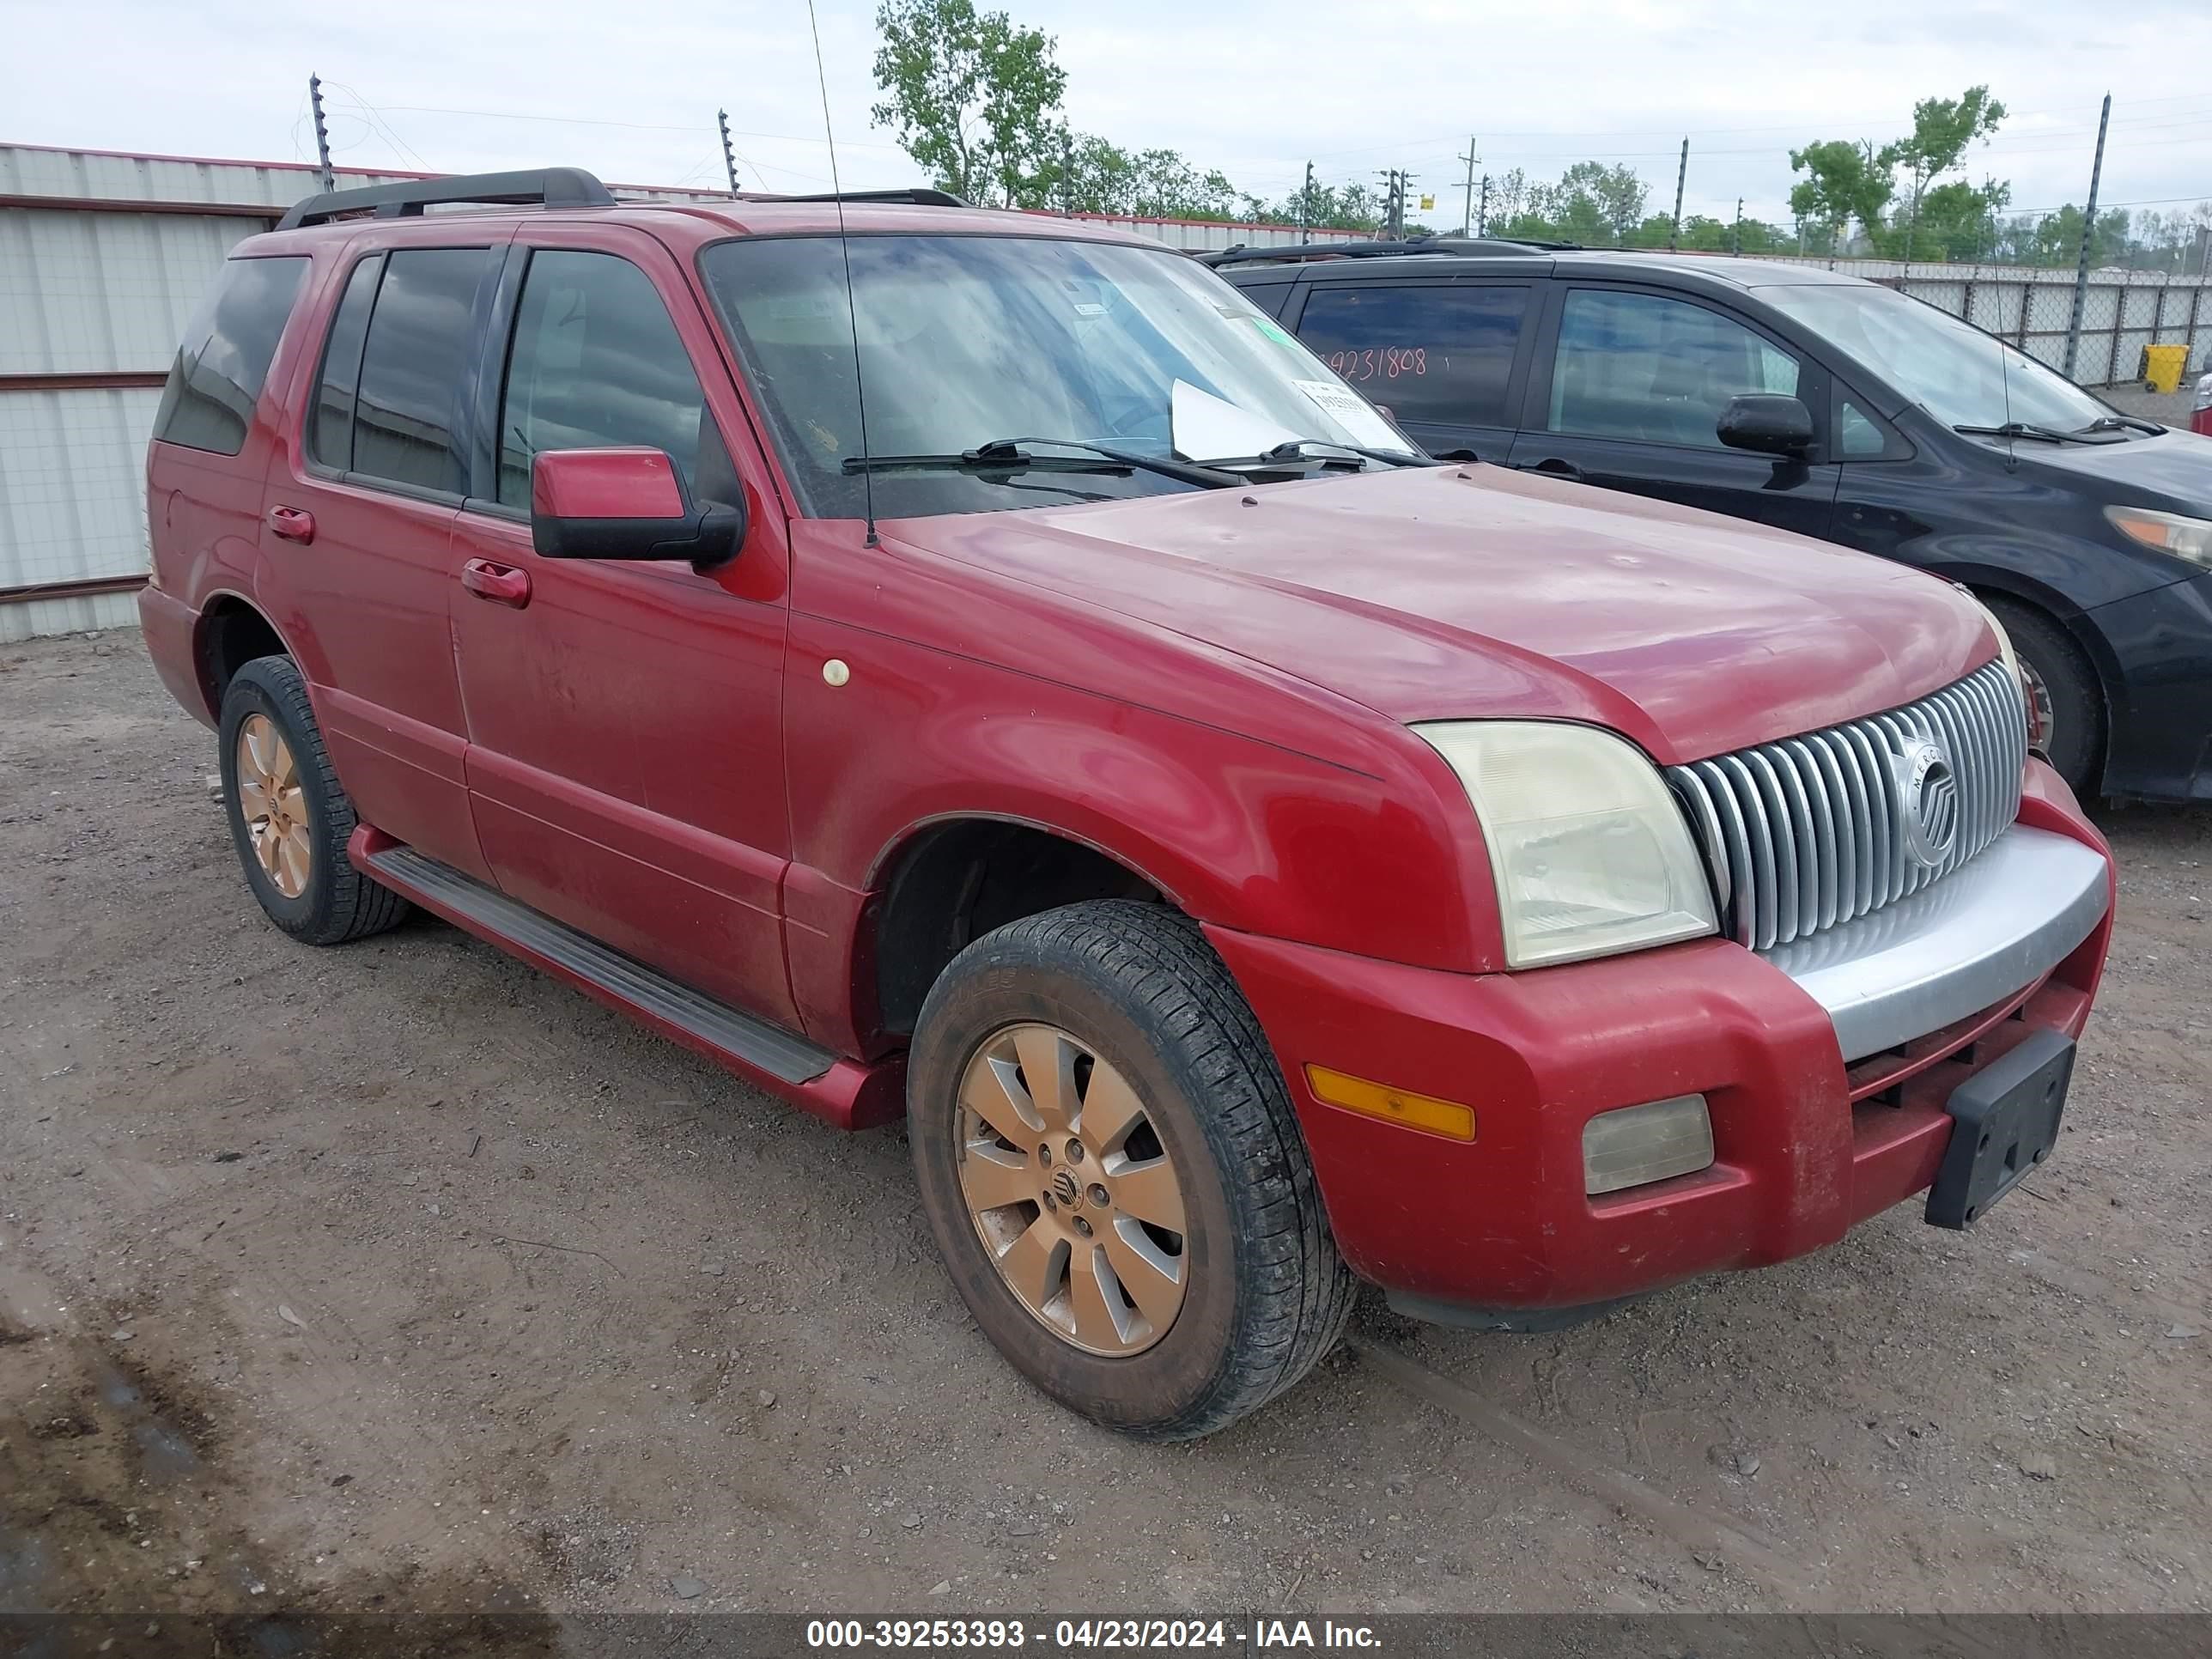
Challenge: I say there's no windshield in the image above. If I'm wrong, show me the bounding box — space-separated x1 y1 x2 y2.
1759 283 2113 434
698 234 1411 518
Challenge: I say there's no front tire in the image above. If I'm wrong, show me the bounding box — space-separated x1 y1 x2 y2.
908 901 1355 1440
1984 598 2103 796
217 655 410 945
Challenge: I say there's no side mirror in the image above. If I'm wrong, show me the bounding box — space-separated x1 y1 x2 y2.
1716 393 1814 458
530 448 745 572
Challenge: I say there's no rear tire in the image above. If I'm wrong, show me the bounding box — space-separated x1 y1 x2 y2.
908 900 1355 1440
1983 598 2102 797
217 654 411 945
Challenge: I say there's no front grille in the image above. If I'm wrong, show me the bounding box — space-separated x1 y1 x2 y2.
1666 660 2027 952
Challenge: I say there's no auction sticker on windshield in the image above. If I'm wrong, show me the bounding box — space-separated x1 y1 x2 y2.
1293 379 1403 451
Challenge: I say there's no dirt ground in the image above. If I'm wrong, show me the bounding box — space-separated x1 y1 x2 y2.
2 632 2207 1628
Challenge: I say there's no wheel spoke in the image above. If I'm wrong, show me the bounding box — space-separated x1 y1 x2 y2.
243 719 274 779
237 777 270 822
957 1143 1037 1213
995 1215 1067 1314
1070 1246 1134 1350
254 826 282 878
1103 1218 1184 1329
276 832 312 896
962 1055 1043 1151
1077 1058 1146 1152
270 738 299 793
1108 1155 1186 1235
1012 1027 1074 1127
276 782 307 823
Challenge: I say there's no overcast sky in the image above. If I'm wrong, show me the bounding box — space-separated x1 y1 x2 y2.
7 0 2210 232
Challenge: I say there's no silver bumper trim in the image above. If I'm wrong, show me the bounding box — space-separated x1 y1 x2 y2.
1764 825 2109 1063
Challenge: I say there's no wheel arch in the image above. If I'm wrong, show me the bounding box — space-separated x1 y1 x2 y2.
865 813 1170 1042
193 590 300 718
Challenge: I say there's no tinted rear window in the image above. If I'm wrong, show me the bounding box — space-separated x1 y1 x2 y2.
152 256 310 456
309 253 383 471
1293 284 1529 428
351 248 490 494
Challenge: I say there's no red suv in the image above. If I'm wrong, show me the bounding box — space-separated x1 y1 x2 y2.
141 168 2115 1439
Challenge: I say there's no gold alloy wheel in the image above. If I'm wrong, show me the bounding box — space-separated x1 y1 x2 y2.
955 1023 1190 1357
236 714 313 900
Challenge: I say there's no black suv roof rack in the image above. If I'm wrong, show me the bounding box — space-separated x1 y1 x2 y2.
275 167 617 232
772 187 972 208
1197 234 1577 268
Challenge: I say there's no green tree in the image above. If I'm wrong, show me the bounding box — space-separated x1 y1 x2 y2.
1881 86 2006 262
871 0 1067 208
1788 138 1894 249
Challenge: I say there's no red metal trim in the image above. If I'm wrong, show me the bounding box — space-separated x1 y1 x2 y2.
0 370 167 392
0 572 149 605
0 191 278 219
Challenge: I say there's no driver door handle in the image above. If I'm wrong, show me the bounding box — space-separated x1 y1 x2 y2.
460 558 532 609
1528 458 1584 483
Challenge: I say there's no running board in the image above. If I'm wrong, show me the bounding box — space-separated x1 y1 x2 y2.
359 843 839 1087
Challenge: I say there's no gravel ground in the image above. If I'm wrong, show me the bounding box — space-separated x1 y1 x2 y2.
1 633 2207 1627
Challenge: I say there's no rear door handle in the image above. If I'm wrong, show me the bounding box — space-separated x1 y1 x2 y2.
1528 459 1584 483
267 505 316 544
459 558 532 609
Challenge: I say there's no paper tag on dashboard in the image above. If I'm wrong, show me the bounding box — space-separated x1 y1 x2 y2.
1293 379 1403 451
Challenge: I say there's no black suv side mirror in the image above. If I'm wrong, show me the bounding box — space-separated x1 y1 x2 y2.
530 448 746 572
1716 394 1814 459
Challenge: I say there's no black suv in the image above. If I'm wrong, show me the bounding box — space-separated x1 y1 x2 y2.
1213 240 2212 803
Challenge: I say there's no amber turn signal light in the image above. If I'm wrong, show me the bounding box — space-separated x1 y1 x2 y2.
1304 1065 1477 1142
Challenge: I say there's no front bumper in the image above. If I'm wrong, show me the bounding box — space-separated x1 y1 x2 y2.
1206 761 2114 1316
2088 569 2212 803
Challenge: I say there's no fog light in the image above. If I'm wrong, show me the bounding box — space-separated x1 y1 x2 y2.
1583 1095 1713 1195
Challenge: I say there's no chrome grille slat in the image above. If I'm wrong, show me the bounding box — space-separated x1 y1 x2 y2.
1667 661 2026 955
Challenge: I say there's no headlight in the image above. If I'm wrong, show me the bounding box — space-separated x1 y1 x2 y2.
2105 505 2212 570
1413 721 1717 969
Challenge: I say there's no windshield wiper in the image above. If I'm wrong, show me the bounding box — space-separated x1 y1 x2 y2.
1953 421 2106 446
1261 438 1442 469
842 437 1238 489
2077 413 2164 436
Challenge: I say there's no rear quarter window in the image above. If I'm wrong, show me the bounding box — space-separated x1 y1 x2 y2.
152 256 311 456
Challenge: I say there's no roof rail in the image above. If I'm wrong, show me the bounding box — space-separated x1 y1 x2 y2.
1197 234 1574 268
275 167 617 232
774 187 973 209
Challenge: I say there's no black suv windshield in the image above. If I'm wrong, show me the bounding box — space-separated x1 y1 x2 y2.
1759 283 2115 436
698 234 1413 518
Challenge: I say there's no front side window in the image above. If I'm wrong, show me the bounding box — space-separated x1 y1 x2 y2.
496 250 733 509
697 234 1414 519
1549 289 1800 449
351 248 490 495
1760 282 2112 434
152 256 309 456
1294 285 1529 428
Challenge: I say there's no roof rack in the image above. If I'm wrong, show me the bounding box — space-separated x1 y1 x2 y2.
1197 234 1576 268
773 187 973 208
275 167 617 232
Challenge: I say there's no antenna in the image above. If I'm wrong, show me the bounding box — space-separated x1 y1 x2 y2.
805 0 878 548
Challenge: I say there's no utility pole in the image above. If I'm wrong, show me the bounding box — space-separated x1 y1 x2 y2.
1298 159 1313 235
1060 125 1073 216
1731 197 1743 256
1667 137 1687 252
1478 174 1490 237
1377 168 1407 240
1458 136 1478 239
2063 94 2112 380
717 109 741 194
308 73 335 194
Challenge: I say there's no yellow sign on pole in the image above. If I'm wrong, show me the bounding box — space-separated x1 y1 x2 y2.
1419 195 1435 211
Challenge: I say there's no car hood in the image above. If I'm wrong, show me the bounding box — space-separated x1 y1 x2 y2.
890 465 1993 765
2011 427 2212 507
